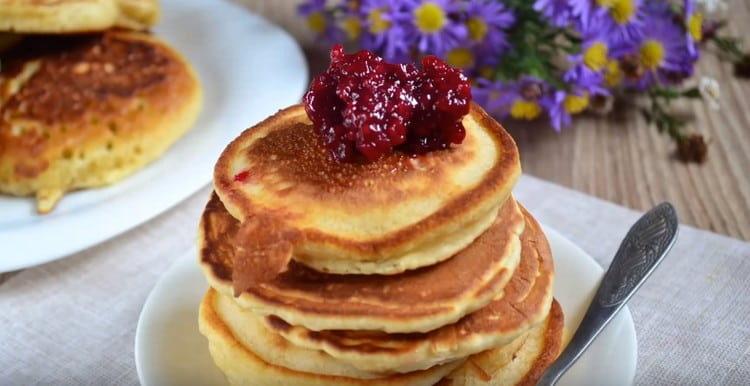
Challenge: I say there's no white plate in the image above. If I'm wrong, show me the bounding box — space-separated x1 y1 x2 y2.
0 0 308 272
135 226 638 386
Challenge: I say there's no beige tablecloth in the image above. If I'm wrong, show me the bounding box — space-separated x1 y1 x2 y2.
1 175 748 385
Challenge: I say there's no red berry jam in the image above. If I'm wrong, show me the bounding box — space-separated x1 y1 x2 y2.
233 170 250 182
303 45 471 162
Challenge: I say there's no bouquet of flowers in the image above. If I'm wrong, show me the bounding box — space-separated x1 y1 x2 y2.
298 0 747 162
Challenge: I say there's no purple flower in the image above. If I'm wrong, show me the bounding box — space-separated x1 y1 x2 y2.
473 77 550 121
360 0 411 62
442 0 515 72
534 0 575 27
465 0 515 55
544 91 571 131
627 2 696 88
684 0 703 57
570 0 644 43
403 0 467 56
543 89 590 131
564 13 620 94
472 79 514 117
298 0 345 42
569 0 595 29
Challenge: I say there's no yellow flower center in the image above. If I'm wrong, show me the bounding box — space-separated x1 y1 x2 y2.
598 0 637 24
583 42 609 71
341 16 362 40
510 100 542 120
688 13 703 41
564 93 589 114
605 59 623 86
306 12 327 34
467 17 488 42
414 2 447 33
478 65 495 79
639 40 665 70
368 9 391 34
445 48 475 69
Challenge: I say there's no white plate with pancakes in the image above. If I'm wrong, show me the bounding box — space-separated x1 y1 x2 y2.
0 0 308 272
135 226 638 386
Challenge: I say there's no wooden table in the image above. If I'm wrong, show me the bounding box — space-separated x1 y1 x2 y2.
243 0 750 240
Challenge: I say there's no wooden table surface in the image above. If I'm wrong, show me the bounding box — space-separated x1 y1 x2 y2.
243 0 750 240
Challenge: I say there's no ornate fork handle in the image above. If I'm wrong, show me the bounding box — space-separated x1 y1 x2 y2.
537 202 679 386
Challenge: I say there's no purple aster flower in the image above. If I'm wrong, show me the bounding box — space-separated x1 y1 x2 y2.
543 89 591 131
534 0 575 27
298 0 345 42
544 90 571 131
473 77 549 121
472 78 514 117
564 66 609 95
359 0 412 62
564 13 620 94
403 0 467 56
684 0 703 57
465 0 515 55
570 0 644 43
442 0 514 73
627 3 696 88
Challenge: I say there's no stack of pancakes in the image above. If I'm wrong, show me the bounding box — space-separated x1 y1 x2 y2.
0 0 202 213
198 103 564 385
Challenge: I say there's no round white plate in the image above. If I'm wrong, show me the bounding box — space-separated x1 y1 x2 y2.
0 0 308 272
135 226 638 386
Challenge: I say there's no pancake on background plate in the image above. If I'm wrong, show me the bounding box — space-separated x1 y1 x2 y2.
0 0 159 33
213 103 521 275
0 30 202 213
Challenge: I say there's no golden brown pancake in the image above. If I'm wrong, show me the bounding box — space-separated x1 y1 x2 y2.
0 31 202 213
213 103 520 275
439 300 564 386
260 207 555 374
0 0 159 33
199 192 525 333
198 288 464 386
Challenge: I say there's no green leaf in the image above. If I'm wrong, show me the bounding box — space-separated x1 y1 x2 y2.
681 87 702 98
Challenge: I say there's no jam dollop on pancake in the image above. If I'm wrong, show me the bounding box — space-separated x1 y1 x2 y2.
304 45 472 162
0 31 202 213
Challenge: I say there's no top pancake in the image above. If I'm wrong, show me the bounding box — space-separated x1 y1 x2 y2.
0 0 160 33
214 103 521 274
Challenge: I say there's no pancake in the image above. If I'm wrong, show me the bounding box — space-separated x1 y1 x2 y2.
200 192 524 333
261 207 554 374
439 299 564 386
0 31 202 213
0 0 159 33
213 102 520 275
198 289 464 386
